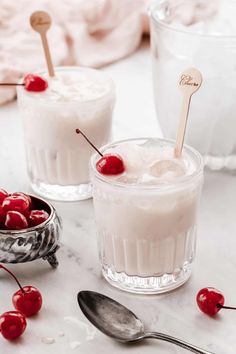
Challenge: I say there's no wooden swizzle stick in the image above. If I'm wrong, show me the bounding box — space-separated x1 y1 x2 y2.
174 68 202 158
30 11 55 77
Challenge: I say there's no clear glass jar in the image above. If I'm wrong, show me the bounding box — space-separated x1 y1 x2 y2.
150 0 236 170
17 67 115 201
90 138 203 294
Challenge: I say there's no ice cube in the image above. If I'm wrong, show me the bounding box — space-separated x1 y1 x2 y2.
108 142 145 175
150 159 185 179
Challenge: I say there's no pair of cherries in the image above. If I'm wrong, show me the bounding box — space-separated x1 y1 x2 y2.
0 190 49 230
0 265 42 340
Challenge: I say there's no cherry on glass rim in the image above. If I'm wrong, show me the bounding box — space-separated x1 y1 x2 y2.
0 74 48 92
24 74 48 92
96 154 125 175
75 128 125 175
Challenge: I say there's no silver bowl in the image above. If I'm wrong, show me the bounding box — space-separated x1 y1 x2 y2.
0 195 61 268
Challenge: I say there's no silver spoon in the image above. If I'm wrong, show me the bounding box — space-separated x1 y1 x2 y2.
78 291 214 354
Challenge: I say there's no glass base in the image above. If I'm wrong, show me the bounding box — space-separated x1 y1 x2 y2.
31 181 92 202
204 154 236 171
102 263 192 294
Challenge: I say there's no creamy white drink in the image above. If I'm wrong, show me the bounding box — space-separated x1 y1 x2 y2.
17 67 115 201
91 138 203 294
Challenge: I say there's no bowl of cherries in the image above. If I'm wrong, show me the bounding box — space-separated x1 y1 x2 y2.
0 189 61 267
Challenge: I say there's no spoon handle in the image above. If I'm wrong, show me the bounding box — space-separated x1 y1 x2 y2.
144 332 214 354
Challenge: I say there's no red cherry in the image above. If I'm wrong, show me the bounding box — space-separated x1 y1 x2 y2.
2 195 30 216
0 265 43 318
29 210 49 227
0 205 6 228
96 154 125 175
75 129 125 175
11 192 32 210
13 286 42 317
0 189 8 204
24 74 48 92
196 287 225 316
0 311 27 340
5 211 28 230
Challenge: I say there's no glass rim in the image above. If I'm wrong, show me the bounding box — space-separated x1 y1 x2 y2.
150 0 236 39
90 137 204 191
17 66 115 105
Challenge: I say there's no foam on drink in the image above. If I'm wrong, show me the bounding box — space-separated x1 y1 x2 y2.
104 140 196 184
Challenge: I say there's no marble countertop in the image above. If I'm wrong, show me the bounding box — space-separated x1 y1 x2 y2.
0 40 235 354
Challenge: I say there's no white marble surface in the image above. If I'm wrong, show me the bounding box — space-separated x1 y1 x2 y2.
0 40 235 354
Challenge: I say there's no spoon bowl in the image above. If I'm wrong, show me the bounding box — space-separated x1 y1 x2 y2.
78 290 214 354
78 291 144 342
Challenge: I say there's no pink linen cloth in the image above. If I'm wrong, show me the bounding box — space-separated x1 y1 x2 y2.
0 0 149 105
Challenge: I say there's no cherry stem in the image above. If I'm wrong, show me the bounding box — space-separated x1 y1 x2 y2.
0 264 25 293
76 128 103 157
217 304 236 310
0 83 24 86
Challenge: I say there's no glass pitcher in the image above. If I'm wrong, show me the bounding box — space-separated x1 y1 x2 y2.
150 0 236 170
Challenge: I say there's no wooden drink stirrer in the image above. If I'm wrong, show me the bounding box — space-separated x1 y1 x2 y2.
174 68 202 158
30 11 55 77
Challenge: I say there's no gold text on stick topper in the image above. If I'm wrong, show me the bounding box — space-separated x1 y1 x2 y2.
180 75 199 87
178 68 202 96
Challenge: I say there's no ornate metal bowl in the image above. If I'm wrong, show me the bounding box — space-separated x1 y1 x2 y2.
0 195 61 268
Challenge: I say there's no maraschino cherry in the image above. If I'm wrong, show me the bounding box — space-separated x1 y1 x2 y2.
0 265 42 317
12 192 33 209
96 154 125 175
0 188 8 204
29 210 49 227
5 211 28 230
75 128 125 175
0 205 6 227
23 74 48 92
0 189 49 230
2 194 30 217
13 286 42 318
196 287 236 316
0 311 27 340
0 74 48 92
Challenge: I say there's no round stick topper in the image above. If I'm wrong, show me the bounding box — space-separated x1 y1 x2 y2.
174 68 202 158
30 11 51 33
30 11 55 77
179 68 202 96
